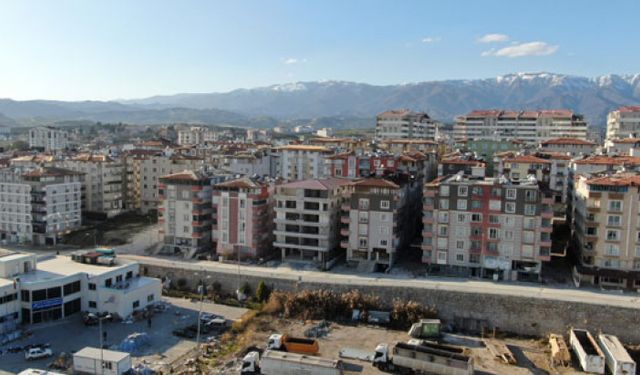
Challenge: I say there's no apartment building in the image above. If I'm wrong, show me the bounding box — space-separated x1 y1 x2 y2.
0 249 21 337
573 173 640 289
271 145 333 181
453 110 588 144
273 178 352 270
606 105 640 140
60 154 124 218
380 139 440 155
422 175 552 281
458 139 524 175
139 154 204 214
606 138 640 156
219 150 272 177
0 167 83 245
342 177 421 270
439 156 486 177
308 137 368 153
539 138 596 156
158 171 214 259
121 149 163 212
375 110 438 140
0 249 160 327
28 127 69 152
212 177 274 261
177 127 206 146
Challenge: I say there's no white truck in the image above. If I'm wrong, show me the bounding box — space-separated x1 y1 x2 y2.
241 350 343 375
569 329 605 374
373 341 473 375
597 334 636 375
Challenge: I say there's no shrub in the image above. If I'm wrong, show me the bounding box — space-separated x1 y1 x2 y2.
255 281 270 302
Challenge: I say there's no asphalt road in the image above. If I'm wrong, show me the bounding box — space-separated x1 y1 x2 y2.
121 255 640 310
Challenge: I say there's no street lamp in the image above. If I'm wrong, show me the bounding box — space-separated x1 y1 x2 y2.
193 269 211 353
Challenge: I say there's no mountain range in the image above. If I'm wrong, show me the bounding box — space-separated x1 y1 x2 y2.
1 72 639 129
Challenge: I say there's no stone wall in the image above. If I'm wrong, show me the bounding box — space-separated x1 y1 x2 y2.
141 263 640 343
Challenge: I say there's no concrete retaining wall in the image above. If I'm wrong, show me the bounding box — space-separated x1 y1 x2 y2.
140 263 640 343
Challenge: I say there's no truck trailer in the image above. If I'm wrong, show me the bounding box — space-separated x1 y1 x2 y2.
241 350 343 375
267 334 320 354
569 329 605 374
597 334 636 375
373 341 474 375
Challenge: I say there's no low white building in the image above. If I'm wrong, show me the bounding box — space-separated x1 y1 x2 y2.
0 249 161 326
73 347 132 375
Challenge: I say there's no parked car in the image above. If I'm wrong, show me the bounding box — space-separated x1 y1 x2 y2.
25 347 53 360
172 327 197 339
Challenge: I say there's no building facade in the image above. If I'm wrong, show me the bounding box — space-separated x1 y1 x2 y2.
212 178 274 261
28 127 69 152
375 110 438 140
454 110 588 144
606 105 640 141
422 175 552 281
273 178 352 270
539 138 597 157
271 145 333 181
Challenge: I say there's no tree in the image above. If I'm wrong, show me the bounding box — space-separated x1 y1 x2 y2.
10 140 29 151
255 281 270 302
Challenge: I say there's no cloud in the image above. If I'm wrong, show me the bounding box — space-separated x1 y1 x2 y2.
481 41 559 58
421 36 441 44
477 33 510 43
283 57 307 65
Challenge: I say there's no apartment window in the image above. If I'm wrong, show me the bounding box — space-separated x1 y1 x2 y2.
439 199 449 210
500 243 513 256
471 200 481 209
380 239 388 247
524 204 536 216
524 217 536 230
380 226 389 235
457 214 466 223
488 215 500 224
359 237 368 248
88 283 96 291
488 228 499 239
380 213 389 222
458 186 468 197
608 215 622 227
635 245 640 258
506 189 517 200
606 230 620 241
438 225 448 236
489 200 501 211
471 227 482 237
504 230 514 240
437 251 447 262
455 226 467 237
605 244 620 257
440 186 450 196
438 212 449 223
471 213 482 222
380 200 390 209
358 199 370 210
586 227 597 236
491 188 501 197
89 301 97 308
147 294 155 302
505 202 516 214
358 224 368 236
456 240 465 250
525 190 538 202
457 199 467 210
455 253 464 262
523 231 535 244
437 237 448 249
183 226 190 233
609 200 623 212
469 254 480 264
133 300 140 309
358 212 368 223
471 187 482 196
181 190 190 199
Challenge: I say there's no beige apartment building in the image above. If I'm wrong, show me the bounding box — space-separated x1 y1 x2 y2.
271 145 333 181
375 110 439 141
28 126 69 152
606 105 640 140
573 173 640 290
273 178 352 270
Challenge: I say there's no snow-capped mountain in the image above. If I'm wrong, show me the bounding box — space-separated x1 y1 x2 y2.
123 72 640 127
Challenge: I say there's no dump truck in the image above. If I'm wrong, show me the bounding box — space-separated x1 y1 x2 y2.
569 329 605 374
267 334 319 354
241 350 343 375
597 334 636 375
373 341 474 375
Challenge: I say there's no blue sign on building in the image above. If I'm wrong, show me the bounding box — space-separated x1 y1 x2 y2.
32 298 63 310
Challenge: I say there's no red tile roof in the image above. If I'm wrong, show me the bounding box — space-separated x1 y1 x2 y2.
441 157 485 166
540 138 595 146
279 178 352 191
352 178 400 189
586 174 640 187
618 105 640 113
573 155 640 165
215 177 260 189
504 155 551 164
612 138 640 144
159 170 203 182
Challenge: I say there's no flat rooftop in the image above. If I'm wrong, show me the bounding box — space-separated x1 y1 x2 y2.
17 256 132 284
74 346 130 362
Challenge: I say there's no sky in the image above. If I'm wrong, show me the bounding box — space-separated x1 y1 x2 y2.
0 0 638 101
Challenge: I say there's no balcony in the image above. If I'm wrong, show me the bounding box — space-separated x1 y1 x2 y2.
541 225 553 233
340 228 350 236
340 216 350 224
340 241 349 249
422 216 434 224
541 210 553 219
424 190 435 197
540 240 552 248
341 203 350 211
542 197 554 205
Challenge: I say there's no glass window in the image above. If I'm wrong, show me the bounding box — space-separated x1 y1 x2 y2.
440 186 450 196
505 202 516 214
489 200 501 211
458 186 468 197
439 199 449 210
609 200 623 212
457 199 467 210
608 215 621 226
506 189 517 200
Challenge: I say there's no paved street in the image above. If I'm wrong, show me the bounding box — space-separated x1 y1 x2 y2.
122 254 640 310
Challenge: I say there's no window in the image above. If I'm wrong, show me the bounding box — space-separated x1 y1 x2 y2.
380 200 390 209
103 362 113 370
605 244 620 256
437 237 448 249
456 240 465 250
88 283 96 291
489 215 500 224
440 186 450 196
471 227 482 237
456 253 464 262
472 187 482 196
488 228 499 239
358 199 369 210
505 202 516 214
609 200 623 212
523 231 535 244
359 237 368 248
606 230 620 241
438 225 448 236
380 239 388 246
506 189 517 200
458 186 468 197
504 230 514 240
489 200 501 211
457 214 466 223
147 294 155 302
524 217 536 230
457 200 467 210
471 213 482 222
491 188 501 197
438 212 449 223
89 301 97 308
439 199 449 210
437 251 447 262
525 190 537 202
133 300 140 309
608 215 622 227
524 204 536 216
126 271 133 280
63 281 81 296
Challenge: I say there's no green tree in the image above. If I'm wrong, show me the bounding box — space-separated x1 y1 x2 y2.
255 281 270 302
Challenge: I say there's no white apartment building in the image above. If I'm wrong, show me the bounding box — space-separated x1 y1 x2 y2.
177 127 206 146
0 249 160 327
139 154 204 214
375 110 438 140
272 145 333 181
60 154 124 218
0 167 83 245
453 110 588 144
273 178 352 270
573 173 640 290
606 105 640 140
422 175 552 281
158 171 214 259
220 151 272 177
539 138 597 157
28 127 69 152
